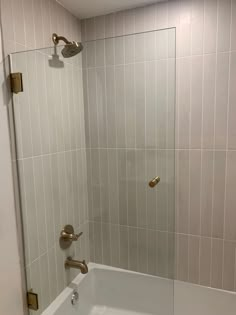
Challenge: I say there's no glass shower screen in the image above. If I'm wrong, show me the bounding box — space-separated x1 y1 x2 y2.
10 27 176 315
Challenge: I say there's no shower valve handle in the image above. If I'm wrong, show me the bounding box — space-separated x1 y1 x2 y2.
60 225 83 249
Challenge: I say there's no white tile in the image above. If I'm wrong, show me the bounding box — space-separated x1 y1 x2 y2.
202 54 216 149
204 0 217 54
215 52 229 149
217 0 231 52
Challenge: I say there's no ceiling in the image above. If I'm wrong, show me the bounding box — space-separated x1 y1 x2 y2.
57 0 164 19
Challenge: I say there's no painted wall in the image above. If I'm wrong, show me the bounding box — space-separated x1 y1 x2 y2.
0 0 84 314
82 0 236 292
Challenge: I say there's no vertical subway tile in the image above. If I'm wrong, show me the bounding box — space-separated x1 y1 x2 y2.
33 157 47 255
23 0 36 49
99 149 109 222
134 7 145 33
177 234 188 281
125 64 135 147
89 222 95 262
190 56 203 149
144 4 157 31
129 227 138 272
146 150 157 230
105 13 114 38
96 68 107 147
147 229 157 275
217 0 231 52
114 37 124 65
110 224 120 267
106 66 117 147
211 239 223 289
215 53 229 150
94 222 102 263
124 9 135 34
135 62 145 148
95 15 105 39
231 0 236 51
91 149 101 221
204 0 217 54
177 150 189 234
223 241 236 291
102 222 111 265
200 237 211 286
33 0 44 48
157 150 168 231
156 30 168 60
126 150 137 226
177 57 191 149
88 68 99 147
1 0 15 42
178 0 192 57
134 33 145 62
156 60 168 149
108 149 119 224
87 41 96 68
136 150 146 228
225 151 236 241
189 150 201 235
48 247 57 302
145 31 156 61
188 236 200 284
124 35 135 63
138 228 148 274
12 0 25 46
115 65 126 148
202 54 216 149
114 11 124 36
118 149 128 225
23 158 39 262
105 38 115 65
191 0 204 55
85 18 95 41
146 61 156 149
157 231 168 278
201 150 214 237
39 253 50 310
212 151 226 238
50 154 61 239
167 150 175 233
156 1 168 29
228 52 236 149
120 225 129 270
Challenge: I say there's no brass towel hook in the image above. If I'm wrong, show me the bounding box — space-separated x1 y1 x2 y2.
149 176 160 188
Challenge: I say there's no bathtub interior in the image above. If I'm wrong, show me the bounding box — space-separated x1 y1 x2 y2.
43 264 174 315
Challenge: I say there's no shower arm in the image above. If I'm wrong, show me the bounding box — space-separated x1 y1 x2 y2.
52 33 71 46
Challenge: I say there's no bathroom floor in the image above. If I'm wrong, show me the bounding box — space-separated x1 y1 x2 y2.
89 306 151 315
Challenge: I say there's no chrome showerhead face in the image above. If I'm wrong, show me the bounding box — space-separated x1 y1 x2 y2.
61 42 83 58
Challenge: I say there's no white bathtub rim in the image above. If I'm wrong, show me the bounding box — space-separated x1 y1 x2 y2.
175 279 236 296
42 262 236 315
42 263 173 315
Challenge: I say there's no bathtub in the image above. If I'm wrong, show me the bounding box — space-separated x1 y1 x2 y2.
42 263 236 315
42 263 173 315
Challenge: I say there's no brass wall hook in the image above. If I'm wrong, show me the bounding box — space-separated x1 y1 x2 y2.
149 176 160 188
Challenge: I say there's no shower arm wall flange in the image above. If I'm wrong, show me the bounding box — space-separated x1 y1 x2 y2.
52 33 71 46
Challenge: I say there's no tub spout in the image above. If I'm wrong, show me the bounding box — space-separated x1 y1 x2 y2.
65 257 88 274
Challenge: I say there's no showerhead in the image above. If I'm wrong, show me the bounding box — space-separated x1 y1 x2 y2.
61 42 83 58
52 33 83 58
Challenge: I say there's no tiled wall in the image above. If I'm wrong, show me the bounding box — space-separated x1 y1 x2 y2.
0 1 88 314
82 0 236 292
11 48 89 314
82 28 176 279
